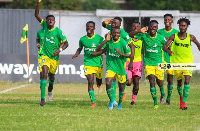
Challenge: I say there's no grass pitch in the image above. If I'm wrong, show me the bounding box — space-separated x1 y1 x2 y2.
0 76 200 131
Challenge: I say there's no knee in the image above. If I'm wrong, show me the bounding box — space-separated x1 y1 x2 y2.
167 79 173 85
184 80 190 85
149 80 155 87
88 80 94 85
41 72 48 79
126 81 132 86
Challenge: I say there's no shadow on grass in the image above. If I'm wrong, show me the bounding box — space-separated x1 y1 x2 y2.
0 99 110 108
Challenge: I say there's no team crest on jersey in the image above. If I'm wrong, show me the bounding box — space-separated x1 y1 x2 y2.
153 43 157 47
92 43 96 47
51 36 54 39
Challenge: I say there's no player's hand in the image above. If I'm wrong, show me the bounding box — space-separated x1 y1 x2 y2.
167 50 174 56
104 19 111 25
90 51 98 56
132 38 138 42
165 36 169 40
128 62 133 70
140 26 148 33
115 49 121 55
52 49 60 56
72 55 78 62
38 0 42 3
105 33 111 41
37 43 40 49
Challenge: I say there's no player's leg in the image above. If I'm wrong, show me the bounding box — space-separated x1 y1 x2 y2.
40 65 49 106
95 66 103 88
106 77 114 110
145 66 158 108
86 74 96 107
96 77 102 88
111 77 117 105
155 67 165 104
131 76 140 105
47 59 59 102
116 73 126 110
48 73 55 101
182 75 191 110
122 71 128 102
166 73 173 105
118 82 125 110
131 61 142 105
175 70 184 109
177 79 183 109
148 75 158 109
156 78 165 104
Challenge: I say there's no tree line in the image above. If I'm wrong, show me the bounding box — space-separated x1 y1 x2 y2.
2 0 200 11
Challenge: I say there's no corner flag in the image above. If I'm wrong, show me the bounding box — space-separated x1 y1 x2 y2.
20 24 30 82
20 24 28 44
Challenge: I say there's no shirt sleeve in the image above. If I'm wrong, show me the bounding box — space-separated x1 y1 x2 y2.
135 33 144 40
121 29 132 44
161 36 167 45
106 24 112 30
36 31 40 39
79 38 83 48
40 19 47 29
57 28 67 43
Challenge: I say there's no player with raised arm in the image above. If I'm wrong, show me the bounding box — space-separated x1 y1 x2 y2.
130 20 166 109
96 27 131 110
102 17 134 103
72 21 104 107
126 22 143 105
163 18 200 110
158 14 179 105
35 0 69 106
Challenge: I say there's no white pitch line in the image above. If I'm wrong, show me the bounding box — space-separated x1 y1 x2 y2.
0 84 28 94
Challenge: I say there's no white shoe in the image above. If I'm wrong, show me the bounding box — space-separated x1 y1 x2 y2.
48 92 53 101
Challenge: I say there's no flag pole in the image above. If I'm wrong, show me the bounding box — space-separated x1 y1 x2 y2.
26 25 30 83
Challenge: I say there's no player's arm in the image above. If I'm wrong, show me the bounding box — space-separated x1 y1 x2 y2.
162 34 175 56
35 0 42 23
90 48 107 57
36 38 40 49
127 42 134 70
72 47 83 61
115 49 131 58
190 34 200 51
129 26 148 37
52 40 68 57
96 33 110 51
102 19 111 28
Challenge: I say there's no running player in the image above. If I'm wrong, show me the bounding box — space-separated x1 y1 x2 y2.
96 27 131 110
35 0 69 106
163 17 200 110
102 17 134 103
130 20 166 109
126 22 143 105
36 28 58 102
72 21 104 107
158 14 179 105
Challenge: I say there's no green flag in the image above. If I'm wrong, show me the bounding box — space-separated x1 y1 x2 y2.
20 24 28 44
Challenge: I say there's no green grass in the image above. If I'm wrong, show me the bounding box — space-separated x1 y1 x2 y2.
0 77 200 131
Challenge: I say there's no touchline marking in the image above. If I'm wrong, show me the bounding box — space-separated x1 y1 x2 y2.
0 84 28 94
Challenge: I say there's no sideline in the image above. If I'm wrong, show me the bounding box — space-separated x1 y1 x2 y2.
0 84 29 94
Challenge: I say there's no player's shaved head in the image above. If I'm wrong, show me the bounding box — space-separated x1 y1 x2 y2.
46 15 55 20
164 14 173 19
